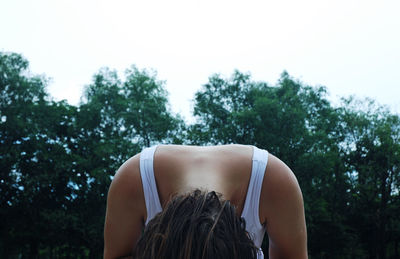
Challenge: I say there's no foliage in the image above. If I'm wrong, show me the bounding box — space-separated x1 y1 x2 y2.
0 53 184 258
190 71 400 259
1 52 399 258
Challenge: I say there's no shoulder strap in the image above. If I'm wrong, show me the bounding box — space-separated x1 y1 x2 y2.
241 146 269 247
139 145 162 225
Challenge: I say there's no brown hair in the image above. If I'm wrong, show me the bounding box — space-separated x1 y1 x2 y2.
132 190 258 259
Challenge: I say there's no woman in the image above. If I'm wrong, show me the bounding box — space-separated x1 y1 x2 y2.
104 144 308 258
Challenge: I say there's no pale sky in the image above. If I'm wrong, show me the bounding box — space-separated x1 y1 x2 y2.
1 0 399 122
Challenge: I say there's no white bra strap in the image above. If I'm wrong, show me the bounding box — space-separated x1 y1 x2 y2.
139 146 162 225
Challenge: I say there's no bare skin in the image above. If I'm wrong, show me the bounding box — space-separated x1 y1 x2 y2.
104 144 308 259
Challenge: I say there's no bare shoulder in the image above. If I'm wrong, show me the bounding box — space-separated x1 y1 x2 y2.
260 153 308 258
263 154 302 200
113 154 142 193
260 153 302 224
104 154 147 259
109 154 146 209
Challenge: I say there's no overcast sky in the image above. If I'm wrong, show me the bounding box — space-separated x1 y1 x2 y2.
1 0 399 121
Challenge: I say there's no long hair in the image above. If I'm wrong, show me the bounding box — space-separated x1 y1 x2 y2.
132 190 258 259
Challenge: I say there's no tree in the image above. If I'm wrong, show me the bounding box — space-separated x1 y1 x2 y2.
0 52 78 258
190 71 356 258
0 52 184 258
339 98 400 259
71 65 185 258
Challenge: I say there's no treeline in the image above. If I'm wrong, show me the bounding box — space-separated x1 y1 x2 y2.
0 52 399 259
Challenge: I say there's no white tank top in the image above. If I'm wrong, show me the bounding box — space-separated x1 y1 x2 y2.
139 145 268 258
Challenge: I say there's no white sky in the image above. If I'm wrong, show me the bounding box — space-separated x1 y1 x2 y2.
1 0 399 122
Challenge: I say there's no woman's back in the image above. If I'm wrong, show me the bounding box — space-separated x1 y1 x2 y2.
104 144 308 259
152 144 254 215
